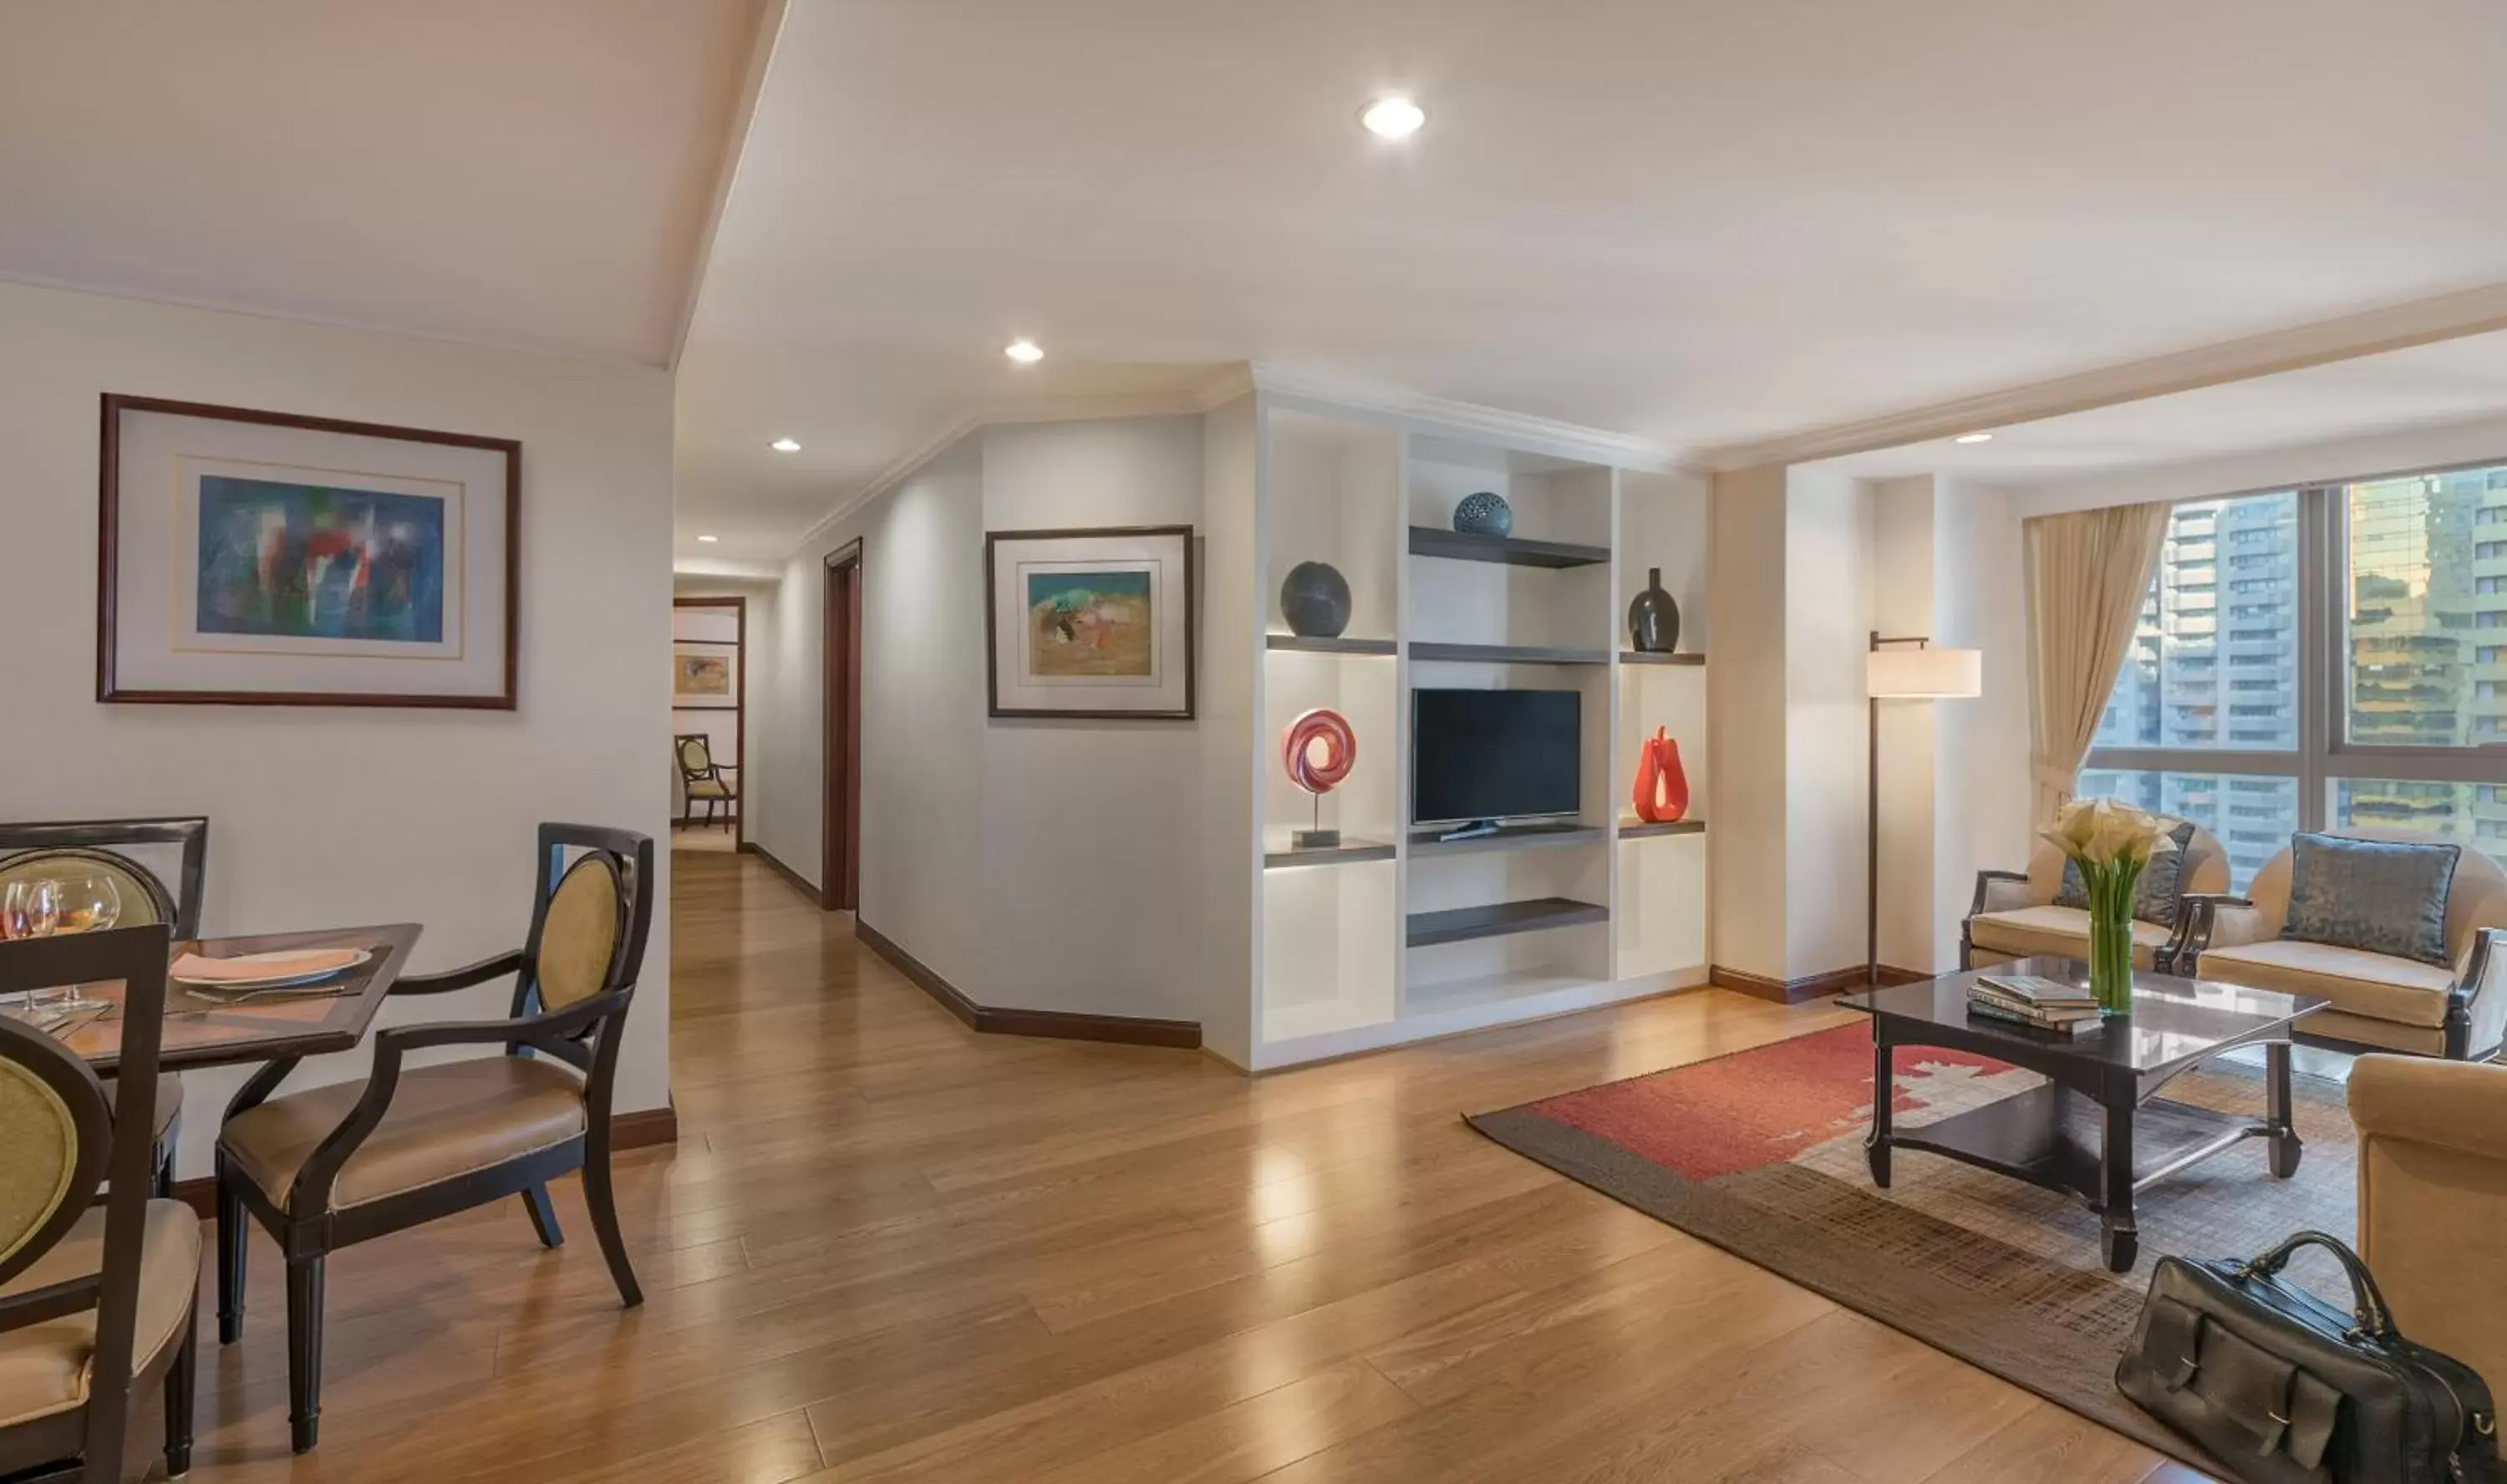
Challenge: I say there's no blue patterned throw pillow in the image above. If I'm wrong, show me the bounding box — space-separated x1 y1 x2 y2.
2053 818 2199 927
2280 833 2459 968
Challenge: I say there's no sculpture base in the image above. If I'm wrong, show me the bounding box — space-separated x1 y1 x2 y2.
1292 828 1342 849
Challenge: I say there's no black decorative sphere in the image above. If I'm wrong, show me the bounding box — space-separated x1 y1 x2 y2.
1279 561 1353 638
1452 490 1513 538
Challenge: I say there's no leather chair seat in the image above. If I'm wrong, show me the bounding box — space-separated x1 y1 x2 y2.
2195 939 2454 1048
221 1059 587 1213
101 1073 182 1142
1967 905 2174 969
0 1201 200 1429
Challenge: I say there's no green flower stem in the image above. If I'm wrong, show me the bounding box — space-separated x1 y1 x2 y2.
2077 856 2145 1016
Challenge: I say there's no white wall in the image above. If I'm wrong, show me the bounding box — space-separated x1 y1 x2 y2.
1782 470 1873 978
0 282 676 1176
1708 466 1789 979
1869 476 2033 972
975 417 1208 1019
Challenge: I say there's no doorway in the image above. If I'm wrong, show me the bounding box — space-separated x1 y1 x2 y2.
821 541 863 911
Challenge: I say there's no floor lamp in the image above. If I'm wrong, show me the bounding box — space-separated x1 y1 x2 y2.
1867 633 1984 988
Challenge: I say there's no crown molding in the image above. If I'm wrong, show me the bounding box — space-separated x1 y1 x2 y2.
1701 281 2507 473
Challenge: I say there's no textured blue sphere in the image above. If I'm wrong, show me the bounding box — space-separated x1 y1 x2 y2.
1452 490 1513 538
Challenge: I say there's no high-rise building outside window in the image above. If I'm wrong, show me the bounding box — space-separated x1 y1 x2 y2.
2079 468 2507 887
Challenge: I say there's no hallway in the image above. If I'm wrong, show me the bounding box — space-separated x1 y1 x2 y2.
190 847 2196 1481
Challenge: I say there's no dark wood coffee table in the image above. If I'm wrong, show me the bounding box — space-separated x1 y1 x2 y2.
1839 957 2327 1273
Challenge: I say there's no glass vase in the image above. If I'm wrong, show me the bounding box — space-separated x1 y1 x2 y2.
2086 863 2143 1017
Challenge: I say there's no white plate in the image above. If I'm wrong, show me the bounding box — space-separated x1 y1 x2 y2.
173 948 372 992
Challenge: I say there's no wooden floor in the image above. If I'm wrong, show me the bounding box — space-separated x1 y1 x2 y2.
185 847 2207 1483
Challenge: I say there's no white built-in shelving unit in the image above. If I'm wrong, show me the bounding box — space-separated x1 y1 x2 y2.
1233 398 1710 1070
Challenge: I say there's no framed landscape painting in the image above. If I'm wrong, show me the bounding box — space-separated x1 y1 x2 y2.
984 525 1195 719
672 645 738 709
98 395 519 708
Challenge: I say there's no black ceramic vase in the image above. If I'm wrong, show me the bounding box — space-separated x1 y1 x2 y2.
1280 561 1353 638
1627 567 1681 653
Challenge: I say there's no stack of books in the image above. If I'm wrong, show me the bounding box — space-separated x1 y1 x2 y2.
1969 973 2102 1035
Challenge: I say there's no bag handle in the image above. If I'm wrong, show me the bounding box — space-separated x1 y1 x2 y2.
2245 1231 2398 1343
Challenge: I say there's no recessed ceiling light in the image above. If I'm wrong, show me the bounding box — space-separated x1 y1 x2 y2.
769 437 801 452
1004 338 1044 364
1361 96 1426 139
696 534 719 543
1954 432 1995 445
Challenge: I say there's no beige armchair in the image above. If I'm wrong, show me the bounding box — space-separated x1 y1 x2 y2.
2348 1056 2507 1392
1961 821 2230 974
2187 828 2507 1060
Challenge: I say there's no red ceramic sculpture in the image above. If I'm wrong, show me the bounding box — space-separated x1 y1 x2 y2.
1631 727 1689 824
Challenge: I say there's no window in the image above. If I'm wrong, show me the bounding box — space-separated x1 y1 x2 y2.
2084 469 2507 882
2081 770 2298 890
2349 467 2507 749
2094 493 2299 755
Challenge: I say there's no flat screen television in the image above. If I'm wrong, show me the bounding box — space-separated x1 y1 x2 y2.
1411 689 1581 826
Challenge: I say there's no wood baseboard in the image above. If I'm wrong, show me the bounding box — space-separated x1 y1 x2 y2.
1709 963 1929 1005
855 917 1202 1049
738 840 821 903
168 1104 681 1219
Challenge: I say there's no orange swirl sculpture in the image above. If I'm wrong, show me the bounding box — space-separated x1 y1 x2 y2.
1284 708 1356 846
1631 726 1689 824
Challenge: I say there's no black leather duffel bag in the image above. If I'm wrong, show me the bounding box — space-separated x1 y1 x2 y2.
2117 1232 2498 1484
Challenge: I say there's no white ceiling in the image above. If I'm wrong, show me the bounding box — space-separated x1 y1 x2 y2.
1807 331 2507 488
676 0 2507 562
0 0 765 365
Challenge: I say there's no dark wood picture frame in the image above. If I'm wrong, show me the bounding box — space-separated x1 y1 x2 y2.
983 524 1197 720
97 394 522 709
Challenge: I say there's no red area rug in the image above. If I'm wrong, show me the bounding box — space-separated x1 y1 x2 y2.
1468 1022 2357 1481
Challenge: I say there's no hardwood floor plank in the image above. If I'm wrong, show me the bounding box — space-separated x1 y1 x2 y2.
177 848 2176 1483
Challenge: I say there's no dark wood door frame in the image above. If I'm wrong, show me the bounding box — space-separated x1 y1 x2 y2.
822 543 864 912
672 595 746 843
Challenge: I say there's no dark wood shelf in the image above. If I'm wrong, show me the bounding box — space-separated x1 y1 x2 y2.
1620 651 1705 666
1616 818 1706 840
1266 634 1397 656
1409 822 1604 857
1263 838 1396 870
1409 527 1610 569
1409 642 1608 666
1406 897 1608 948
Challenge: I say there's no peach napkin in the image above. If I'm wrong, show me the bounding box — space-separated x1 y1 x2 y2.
170 948 364 983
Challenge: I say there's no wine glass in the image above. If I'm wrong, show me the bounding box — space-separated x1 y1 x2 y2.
23 877 116 1015
1 878 61 941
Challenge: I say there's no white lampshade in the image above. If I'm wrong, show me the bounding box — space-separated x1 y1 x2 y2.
1868 646 1982 699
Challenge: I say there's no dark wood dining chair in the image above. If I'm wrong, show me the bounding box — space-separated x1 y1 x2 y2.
0 925 198 1483
214 823 654 1452
0 816 210 1200
674 734 735 831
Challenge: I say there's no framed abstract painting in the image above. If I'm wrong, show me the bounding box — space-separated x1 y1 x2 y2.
97 395 520 708
984 525 1195 719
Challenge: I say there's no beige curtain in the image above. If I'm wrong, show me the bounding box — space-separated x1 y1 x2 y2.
2022 503 2172 826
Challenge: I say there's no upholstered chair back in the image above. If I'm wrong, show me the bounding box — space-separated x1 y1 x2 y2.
533 856 626 1011
2021 819 2230 907
675 735 713 776
2245 827 2507 973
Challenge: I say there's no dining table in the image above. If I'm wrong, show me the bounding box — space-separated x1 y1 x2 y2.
44 922 425 1075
